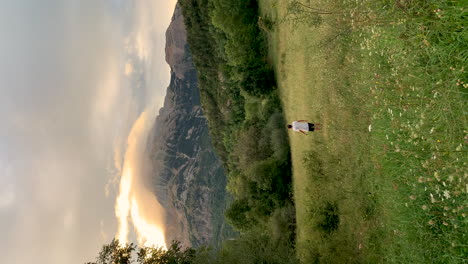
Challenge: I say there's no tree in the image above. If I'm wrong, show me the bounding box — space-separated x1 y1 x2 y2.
85 240 204 264
225 198 256 231
85 239 135 264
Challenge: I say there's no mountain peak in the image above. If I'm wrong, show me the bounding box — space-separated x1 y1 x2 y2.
165 4 191 79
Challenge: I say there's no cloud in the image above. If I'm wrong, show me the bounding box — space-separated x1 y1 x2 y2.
0 0 125 263
100 220 108 241
0 0 177 263
0 184 14 209
125 62 134 76
124 0 177 107
115 112 166 248
0 165 15 210
63 209 75 230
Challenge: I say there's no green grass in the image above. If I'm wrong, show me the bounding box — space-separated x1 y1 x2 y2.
259 0 467 262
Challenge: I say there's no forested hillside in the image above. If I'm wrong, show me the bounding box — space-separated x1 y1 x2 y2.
179 0 297 260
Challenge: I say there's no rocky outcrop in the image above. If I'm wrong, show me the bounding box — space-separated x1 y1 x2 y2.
165 5 192 79
146 4 230 247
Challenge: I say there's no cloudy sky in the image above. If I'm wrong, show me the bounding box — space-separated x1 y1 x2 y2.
0 0 176 263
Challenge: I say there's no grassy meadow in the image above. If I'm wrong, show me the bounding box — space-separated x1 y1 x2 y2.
260 0 467 263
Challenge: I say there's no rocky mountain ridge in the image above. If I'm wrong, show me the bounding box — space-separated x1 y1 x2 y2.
146 4 230 247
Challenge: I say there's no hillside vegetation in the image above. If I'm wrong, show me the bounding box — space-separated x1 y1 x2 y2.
179 0 297 262
181 0 466 262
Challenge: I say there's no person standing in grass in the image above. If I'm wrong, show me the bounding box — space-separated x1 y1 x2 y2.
287 120 321 135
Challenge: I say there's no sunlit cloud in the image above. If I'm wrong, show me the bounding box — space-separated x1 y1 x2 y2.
111 0 177 249
131 198 166 248
116 167 133 244
124 62 134 76
114 112 166 249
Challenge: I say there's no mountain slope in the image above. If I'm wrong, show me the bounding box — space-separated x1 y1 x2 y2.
146 4 231 247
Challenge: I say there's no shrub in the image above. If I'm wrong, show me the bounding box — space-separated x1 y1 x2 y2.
240 64 276 96
225 198 256 231
317 202 340 234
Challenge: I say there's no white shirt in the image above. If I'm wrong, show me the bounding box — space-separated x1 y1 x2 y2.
292 121 308 132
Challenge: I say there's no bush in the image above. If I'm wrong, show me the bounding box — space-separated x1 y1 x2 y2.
246 158 291 203
317 202 340 234
266 112 290 161
217 229 299 264
240 64 276 96
225 198 256 231
269 203 296 244
231 125 272 169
